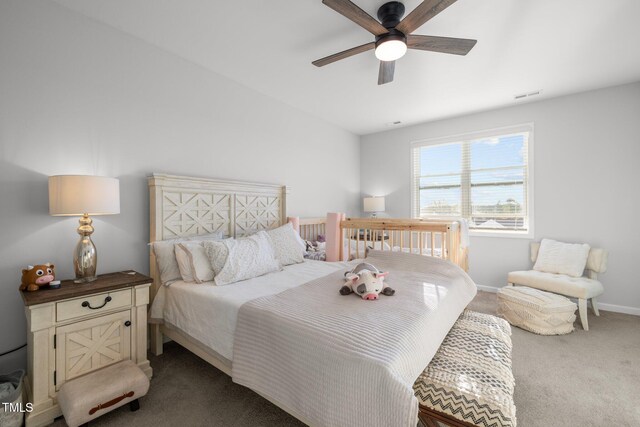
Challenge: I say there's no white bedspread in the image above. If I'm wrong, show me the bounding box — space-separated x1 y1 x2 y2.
150 259 355 360
232 250 477 427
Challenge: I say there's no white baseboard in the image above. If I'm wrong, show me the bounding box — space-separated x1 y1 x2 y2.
475 284 640 316
476 285 499 293
595 302 640 316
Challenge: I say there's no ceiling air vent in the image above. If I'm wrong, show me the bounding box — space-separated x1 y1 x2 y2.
514 90 542 100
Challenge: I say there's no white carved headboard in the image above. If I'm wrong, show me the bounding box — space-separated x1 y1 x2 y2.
148 173 288 297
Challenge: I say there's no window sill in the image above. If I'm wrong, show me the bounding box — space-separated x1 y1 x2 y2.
469 229 533 239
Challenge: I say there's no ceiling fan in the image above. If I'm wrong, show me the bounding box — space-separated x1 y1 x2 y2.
312 0 477 85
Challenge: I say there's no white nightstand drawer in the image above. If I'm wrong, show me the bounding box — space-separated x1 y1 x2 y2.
56 289 132 322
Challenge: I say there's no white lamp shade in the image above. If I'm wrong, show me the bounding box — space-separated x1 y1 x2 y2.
49 175 120 216
363 197 385 213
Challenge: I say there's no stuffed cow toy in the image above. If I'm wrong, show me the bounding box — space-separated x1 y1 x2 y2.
340 262 395 300
20 263 56 292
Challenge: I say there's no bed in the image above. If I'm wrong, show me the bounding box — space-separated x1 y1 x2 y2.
150 259 354 363
148 173 477 427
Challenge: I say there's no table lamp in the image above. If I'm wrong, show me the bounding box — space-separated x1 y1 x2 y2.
363 196 385 218
49 175 120 283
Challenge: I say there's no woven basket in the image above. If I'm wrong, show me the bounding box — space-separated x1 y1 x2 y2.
0 370 25 427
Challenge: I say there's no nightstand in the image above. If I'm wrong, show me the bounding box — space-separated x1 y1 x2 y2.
20 271 152 427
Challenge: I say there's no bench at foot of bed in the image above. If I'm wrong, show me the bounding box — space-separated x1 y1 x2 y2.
414 310 517 427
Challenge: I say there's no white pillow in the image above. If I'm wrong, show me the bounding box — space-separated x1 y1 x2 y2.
265 223 306 266
175 242 215 283
207 237 233 276
533 239 590 277
204 231 280 286
174 243 195 283
152 232 224 285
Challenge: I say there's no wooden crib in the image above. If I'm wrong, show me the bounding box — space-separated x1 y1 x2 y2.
295 216 468 272
340 218 467 271
298 217 326 241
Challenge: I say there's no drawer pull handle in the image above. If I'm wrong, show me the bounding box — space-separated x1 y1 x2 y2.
82 296 112 310
124 320 131 327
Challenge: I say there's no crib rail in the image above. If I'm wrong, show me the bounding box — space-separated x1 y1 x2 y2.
298 217 326 242
339 218 467 271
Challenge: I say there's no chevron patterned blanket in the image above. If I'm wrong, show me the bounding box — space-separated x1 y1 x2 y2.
413 310 516 427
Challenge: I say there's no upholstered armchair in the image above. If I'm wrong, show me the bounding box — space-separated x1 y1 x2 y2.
507 241 608 331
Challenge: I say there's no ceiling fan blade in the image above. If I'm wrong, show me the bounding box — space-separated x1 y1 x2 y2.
312 42 375 67
397 0 458 35
322 0 388 36
378 61 395 85
407 34 477 55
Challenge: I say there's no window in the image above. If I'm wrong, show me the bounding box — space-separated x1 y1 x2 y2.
411 124 533 236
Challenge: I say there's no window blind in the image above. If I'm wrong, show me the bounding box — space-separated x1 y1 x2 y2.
412 125 531 233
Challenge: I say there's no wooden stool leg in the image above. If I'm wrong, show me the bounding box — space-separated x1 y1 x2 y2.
418 404 480 427
418 412 441 427
129 399 140 412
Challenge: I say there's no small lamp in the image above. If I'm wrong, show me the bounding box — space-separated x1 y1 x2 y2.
363 196 385 218
49 175 120 283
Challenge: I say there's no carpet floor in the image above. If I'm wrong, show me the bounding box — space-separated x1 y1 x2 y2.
52 291 640 427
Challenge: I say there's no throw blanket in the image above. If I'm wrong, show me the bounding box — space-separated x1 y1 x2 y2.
232 250 477 427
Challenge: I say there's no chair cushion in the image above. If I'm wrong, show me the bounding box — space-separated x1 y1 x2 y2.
414 310 516 427
507 270 603 299
497 286 577 335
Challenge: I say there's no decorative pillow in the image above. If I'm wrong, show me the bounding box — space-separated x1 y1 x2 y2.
533 239 590 277
265 223 306 266
206 238 233 276
175 242 215 283
204 231 280 286
152 231 224 285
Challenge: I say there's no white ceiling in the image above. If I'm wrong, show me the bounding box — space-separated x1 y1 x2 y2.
51 0 640 135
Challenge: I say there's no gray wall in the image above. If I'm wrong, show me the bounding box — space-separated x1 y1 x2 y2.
361 82 640 312
0 0 359 370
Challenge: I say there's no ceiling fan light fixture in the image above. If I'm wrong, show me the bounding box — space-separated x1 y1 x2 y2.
375 35 407 61
313 0 478 85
